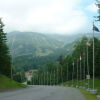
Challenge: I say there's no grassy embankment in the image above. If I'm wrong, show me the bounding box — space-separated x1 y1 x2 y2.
62 79 100 100
0 75 27 90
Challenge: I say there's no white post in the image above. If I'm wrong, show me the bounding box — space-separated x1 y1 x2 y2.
80 56 82 86
57 68 58 85
44 72 45 85
93 23 95 90
84 54 86 87
50 72 51 85
54 70 55 85
72 61 74 86
67 63 68 81
77 59 78 86
11 63 13 80
47 72 48 85
87 44 90 89
61 67 63 83
90 22 98 94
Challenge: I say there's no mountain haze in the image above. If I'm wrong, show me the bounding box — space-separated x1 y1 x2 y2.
7 31 66 57
7 31 95 72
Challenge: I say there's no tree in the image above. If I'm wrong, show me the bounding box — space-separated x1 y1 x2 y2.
58 55 64 65
0 18 11 76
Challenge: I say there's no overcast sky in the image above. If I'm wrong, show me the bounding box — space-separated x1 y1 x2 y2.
0 0 99 34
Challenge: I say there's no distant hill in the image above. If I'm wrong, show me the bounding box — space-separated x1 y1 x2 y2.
7 31 100 72
7 31 65 57
7 31 74 71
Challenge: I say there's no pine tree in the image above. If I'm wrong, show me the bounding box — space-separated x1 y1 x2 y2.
0 18 11 77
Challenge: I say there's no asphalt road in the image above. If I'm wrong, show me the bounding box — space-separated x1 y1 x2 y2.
0 86 86 100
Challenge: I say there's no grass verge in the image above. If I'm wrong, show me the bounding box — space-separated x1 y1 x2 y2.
79 89 97 100
0 75 27 90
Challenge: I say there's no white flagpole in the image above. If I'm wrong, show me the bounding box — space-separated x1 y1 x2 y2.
72 61 74 87
61 67 63 83
77 59 78 87
93 22 95 90
80 56 82 87
44 72 45 85
67 63 68 81
50 72 51 85
57 68 58 85
84 52 86 88
87 42 90 89
90 21 98 94
54 70 55 85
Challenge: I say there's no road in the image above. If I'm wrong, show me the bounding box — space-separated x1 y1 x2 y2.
0 86 86 100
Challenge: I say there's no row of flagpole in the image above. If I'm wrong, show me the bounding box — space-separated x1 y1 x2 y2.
31 38 91 87
30 21 99 95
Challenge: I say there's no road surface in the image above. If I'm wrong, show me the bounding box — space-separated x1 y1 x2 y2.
0 86 86 100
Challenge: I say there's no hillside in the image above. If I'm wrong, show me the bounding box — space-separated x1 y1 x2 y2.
8 31 100 72
7 31 84 57
0 75 27 90
7 31 64 57
7 31 100 72
7 31 76 72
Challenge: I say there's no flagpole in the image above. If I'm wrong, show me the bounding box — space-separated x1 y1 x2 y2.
80 56 82 85
72 61 74 87
84 51 86 88
11 63 13 80
44 72 45 85
50 72 51 86
90 21 98 94
76 59 78 88
67 63 68 82
57 68 58 85
54 70 55 85
93 22 95 90
61 67 63 84
46 72 48 85
87 42 90 90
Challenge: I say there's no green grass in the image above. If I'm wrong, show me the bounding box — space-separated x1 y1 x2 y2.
79 89 97 100
61 79 100 100
0 75 27 90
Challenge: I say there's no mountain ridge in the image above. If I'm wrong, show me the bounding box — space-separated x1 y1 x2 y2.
7 31 100 72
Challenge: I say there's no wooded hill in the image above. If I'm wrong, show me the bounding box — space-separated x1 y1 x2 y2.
7 31 76 72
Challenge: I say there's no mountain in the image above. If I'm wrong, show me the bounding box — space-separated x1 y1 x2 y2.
7 31 90 72
7 31 65 57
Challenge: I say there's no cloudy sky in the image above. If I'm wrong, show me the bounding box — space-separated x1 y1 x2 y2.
0 0 99 34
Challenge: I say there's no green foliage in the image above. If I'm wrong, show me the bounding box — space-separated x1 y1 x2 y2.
0 19 11 76
14 54 60 72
